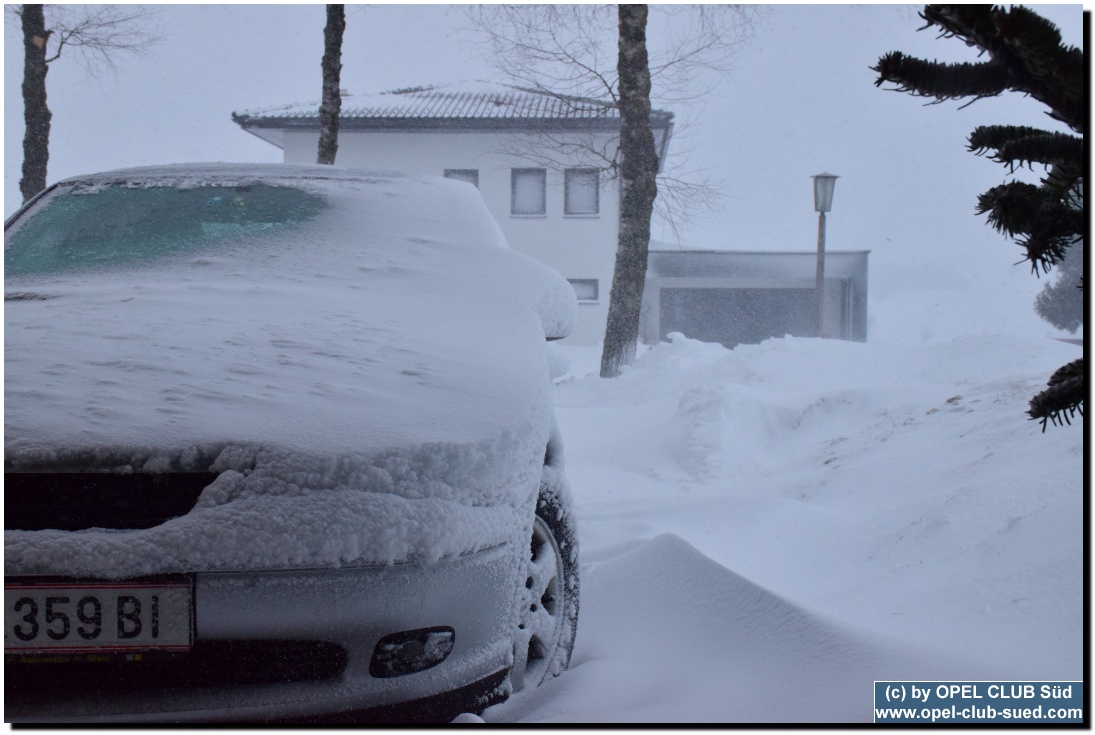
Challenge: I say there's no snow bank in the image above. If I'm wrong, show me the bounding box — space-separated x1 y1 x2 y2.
490 331 1082 722
489 534 972 723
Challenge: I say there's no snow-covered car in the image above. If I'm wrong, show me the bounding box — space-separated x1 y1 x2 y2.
4 164 579 723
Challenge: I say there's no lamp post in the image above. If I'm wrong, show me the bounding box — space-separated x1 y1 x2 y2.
811 172 838 338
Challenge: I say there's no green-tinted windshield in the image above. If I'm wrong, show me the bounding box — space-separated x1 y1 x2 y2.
5 182 327 276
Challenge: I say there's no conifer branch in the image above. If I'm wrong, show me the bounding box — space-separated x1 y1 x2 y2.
967 126 1081 171
876 5 1085 428
873 52 1007 103
1029 359 1084 430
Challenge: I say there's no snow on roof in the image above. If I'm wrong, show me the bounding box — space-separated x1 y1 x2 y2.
232 80 674 130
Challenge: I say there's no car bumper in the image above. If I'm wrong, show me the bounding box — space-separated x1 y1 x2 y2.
5 542 519 723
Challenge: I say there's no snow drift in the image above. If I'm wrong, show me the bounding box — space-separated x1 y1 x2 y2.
482 332 1082 723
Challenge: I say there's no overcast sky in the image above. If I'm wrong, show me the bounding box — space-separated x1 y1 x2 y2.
4 3 1085 338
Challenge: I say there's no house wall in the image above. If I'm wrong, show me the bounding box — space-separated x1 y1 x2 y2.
280 129 619 345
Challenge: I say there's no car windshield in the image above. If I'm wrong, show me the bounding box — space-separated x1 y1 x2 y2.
5 182 327 276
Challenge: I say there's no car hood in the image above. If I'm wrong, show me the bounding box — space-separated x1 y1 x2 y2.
7 251 553 457
6 171 573 460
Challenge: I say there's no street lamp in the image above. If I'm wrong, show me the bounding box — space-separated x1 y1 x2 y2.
811 172 838 338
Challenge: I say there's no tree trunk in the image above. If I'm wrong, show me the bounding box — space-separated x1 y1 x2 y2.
600 4 658 378
317 4 345 165
20 4 52 203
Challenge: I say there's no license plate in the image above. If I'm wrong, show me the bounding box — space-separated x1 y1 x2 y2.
5 578 192 655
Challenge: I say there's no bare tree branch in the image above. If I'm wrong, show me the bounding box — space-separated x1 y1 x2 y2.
461 4 760 235
15 5 162 74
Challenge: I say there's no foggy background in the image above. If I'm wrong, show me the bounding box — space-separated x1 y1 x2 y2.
4 4 1084 341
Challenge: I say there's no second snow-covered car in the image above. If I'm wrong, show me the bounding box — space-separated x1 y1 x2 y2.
4 163 579 723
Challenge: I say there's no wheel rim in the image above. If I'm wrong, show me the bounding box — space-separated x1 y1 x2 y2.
512 515 564 692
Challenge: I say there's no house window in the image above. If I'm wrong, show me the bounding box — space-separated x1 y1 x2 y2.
511 169 546 215
564 169 599 215
444 169 479 188
568 279 599 303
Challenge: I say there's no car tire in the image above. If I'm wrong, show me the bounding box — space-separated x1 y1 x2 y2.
509 488 579 693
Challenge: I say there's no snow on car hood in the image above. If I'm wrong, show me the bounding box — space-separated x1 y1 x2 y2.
5 164 576 575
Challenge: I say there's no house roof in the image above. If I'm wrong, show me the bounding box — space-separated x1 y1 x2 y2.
233 81 674 148
646 249 870 282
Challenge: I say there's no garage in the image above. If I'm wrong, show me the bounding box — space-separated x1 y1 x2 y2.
640 250 869 348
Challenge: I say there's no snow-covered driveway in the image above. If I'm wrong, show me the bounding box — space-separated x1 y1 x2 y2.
484 334 1082 723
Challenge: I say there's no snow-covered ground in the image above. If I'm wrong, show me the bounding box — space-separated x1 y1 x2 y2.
482 330 1083 723
4 167 1082 725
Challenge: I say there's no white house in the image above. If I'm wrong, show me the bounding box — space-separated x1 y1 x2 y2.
233 82 675 345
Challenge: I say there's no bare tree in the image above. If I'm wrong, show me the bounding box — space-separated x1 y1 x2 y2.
18 4 50 204
317 4 345 165
463 5 757 376
9 4 160 202
602 5 658 379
